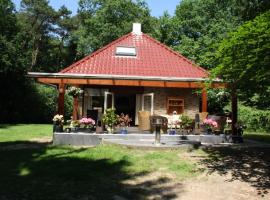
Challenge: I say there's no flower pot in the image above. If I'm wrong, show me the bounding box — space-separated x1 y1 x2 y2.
65 128 71 133
53 124 63 133
169 130 176 135
207 128 212 134
107 126 115 134
78 128 93 133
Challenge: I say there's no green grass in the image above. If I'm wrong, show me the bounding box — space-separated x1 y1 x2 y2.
0 124 201 199
0 124 52 142
243 132 270 144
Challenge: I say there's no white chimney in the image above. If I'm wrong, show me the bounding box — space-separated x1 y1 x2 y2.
132 23 142 35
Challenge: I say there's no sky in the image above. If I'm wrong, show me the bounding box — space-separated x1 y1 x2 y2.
12 0 181 17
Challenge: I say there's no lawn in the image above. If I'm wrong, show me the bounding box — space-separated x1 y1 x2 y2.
243 132 270 144
0 124 202 200
0 124 52 142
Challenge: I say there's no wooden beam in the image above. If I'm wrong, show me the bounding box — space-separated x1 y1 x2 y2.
36 77 228 89
114 80 140 86
139 80 165 87
201 88 208 112
38 78 61 84
58 83 65 115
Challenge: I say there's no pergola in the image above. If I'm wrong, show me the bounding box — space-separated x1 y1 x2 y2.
28 72 237 134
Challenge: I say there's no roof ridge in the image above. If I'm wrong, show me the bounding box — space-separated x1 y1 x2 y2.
142 33 209 75
60 32 132 73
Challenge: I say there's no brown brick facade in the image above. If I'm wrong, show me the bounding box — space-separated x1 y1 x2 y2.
143 87 199 119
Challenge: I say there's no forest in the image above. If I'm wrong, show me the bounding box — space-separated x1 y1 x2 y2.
0 0 269 131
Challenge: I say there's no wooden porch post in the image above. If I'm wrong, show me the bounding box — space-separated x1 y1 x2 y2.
72 84 79 120
202 87 208 112
73 96 79 120
231 85 238 135
58 83 65 115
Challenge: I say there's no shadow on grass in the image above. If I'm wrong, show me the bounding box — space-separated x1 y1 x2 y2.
200 146 270 197
0 141 179 200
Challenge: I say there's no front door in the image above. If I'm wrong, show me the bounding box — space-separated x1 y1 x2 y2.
104 91 114 113
141 93 154 115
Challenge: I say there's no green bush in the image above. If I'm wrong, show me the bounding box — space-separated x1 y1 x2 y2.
0 80 73 123
238 104 270 132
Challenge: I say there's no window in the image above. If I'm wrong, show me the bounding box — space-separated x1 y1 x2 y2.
116 46 136 56
167 97 184 114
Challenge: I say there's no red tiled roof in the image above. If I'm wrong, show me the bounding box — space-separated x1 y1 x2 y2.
60 33 208 78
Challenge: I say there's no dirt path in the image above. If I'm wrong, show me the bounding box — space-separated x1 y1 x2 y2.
119 146 270 200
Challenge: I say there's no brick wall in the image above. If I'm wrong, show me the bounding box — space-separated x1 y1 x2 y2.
143 87 199 119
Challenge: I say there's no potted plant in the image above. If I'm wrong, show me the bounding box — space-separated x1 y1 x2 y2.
79 117 96 133
102 108 118 133
180 115 193 134
52 114 64 133
118 113 132 134
203 118 218 134
66 86 83 97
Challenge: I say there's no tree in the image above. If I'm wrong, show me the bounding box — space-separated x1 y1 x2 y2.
17 0 76 72
150 11 179 47
75 0 154 55
212 11 270 108
170 0 270 69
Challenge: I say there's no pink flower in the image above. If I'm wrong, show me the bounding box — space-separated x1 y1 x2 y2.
80 117 95 125
203 118 218 128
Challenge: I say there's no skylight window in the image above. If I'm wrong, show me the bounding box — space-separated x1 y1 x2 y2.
116 46 136 56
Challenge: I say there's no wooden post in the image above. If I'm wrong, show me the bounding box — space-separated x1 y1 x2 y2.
72 84 80 120
231 86 238 135
202 88 208 112
73 96 79 120
58 83 65 115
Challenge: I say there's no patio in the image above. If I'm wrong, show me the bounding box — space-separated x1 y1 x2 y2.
53 127 229 147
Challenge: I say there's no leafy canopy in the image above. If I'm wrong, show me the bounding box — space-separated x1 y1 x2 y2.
212 11 270 108
75 0 154 55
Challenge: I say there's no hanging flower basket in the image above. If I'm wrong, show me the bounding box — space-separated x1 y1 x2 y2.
66 86 83 97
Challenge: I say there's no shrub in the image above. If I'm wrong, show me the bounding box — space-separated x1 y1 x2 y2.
238 104 270 132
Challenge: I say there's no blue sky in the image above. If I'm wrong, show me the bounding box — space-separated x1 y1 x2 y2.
12 0 181 17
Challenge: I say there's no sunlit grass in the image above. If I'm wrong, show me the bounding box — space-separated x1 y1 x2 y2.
0 124 52 142
0 124 205 199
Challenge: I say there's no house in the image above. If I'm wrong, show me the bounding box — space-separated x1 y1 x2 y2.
28 23 229 128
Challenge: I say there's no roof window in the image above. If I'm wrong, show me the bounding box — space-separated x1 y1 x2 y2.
116 46 136 56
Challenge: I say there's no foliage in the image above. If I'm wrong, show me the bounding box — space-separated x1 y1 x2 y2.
207 89 230 114
243 132 270 144
180 115 193 129
212 11 270 108
157 0 270 69
18 0 77 72
102 108 119 128
118 113 132 127
238 104 270 132
75 0 154 55
68 119 80 128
